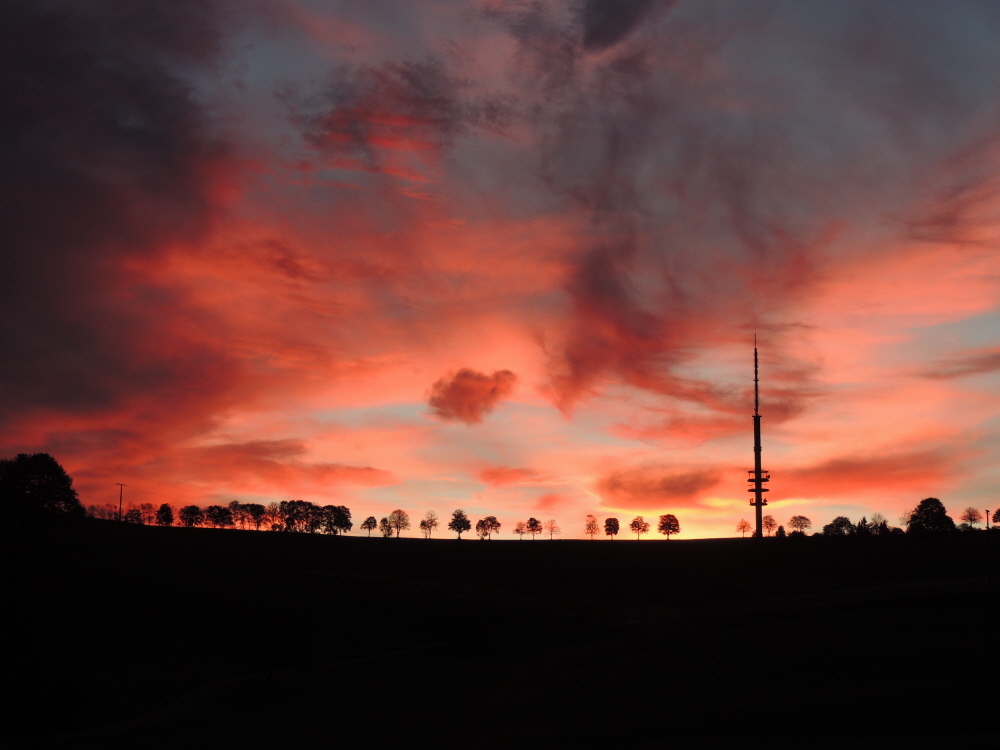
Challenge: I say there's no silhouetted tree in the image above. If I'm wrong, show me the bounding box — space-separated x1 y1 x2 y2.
584 514 599 539
264 502 283 531
630 516 650 540
823 516 854 536
478 515 501 539
322 505 352 535
138 503 156 525
762 514 777 536
88 503 118 520
960 507 983 527
123 508 142 524
155 504 174 526
360 516 378 536
378 517 393 537
898 509 913 530
228 501 249 529
869 512 889 535
775 525 786 538
736 519 752 538
907 498 955 534
525 517 542 539
280 500 320 532
449 509 471 539
514 520 527 539
244 503 266 530
475 519 489 540
422 510 439 538
855 516 872 536
0 452 84 524
605 517 619 539
788 515 812 534
543 519 559 539
993 509 1000 526
657 514 680 539
388 509 410 538
205 505 234 528
178 505 203 527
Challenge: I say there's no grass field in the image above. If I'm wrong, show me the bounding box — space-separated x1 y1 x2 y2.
5 520 998 748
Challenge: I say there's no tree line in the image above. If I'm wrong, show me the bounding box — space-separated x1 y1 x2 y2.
736 498 999 538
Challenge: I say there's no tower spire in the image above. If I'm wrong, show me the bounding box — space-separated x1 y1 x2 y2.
748 335 768 538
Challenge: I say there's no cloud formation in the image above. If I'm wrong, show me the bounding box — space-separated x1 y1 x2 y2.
4 1 1000 534
428 369 518 424
597 466 722 510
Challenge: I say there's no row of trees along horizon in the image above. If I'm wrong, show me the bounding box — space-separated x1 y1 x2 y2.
4 453 998 538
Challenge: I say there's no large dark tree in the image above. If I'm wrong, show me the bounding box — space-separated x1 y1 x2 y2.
178 505 204 527
0 453 84 523
657 514 680 540
604 517 619 539
525 517 542 539
155 504 174 526
476 515 501 539
322 505 353 535
204 505 234 528
907 498 955 534
449 509 471 539
244 503 266 530
823 516 855 536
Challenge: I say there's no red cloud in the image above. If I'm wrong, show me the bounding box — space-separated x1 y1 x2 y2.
175 440 396 493
428 369 517 424
534 492 568 511
596 466 722 510
779 451 957 499
479 466 544 486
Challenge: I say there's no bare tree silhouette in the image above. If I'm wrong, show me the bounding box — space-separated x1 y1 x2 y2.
960 507 983 527
788 515 812 535
387 509 410 537
543 519 560 539
762 514 777 536
736 519 752 538
584 514 599 539
421 510 439 538
514 520 527 539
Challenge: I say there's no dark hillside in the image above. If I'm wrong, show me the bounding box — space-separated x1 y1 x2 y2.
5 521 997 748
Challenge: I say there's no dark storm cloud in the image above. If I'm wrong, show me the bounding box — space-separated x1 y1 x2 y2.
486 0 1000 416
580 0 671 52
295 58 512 173
428 368 518 424
0 0 236 432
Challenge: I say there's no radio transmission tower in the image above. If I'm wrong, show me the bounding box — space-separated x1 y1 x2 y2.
747 336 769 538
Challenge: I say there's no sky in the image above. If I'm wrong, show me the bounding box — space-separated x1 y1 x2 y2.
4 0 1000 538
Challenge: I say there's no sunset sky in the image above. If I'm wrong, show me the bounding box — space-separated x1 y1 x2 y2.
5 0 1000 538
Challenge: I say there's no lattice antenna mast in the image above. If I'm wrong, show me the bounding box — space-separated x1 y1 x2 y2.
748 335 768 538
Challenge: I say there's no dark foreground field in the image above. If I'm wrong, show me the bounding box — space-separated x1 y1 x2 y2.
4 521 998 748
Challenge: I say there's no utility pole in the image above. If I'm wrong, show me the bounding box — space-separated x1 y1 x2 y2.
748 336 769 539
116 483 126 521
